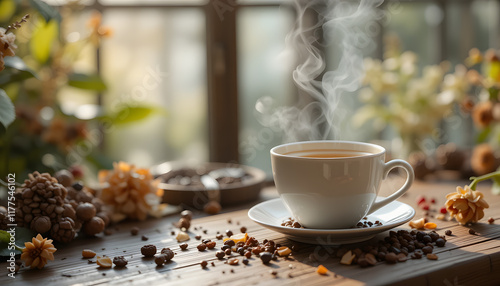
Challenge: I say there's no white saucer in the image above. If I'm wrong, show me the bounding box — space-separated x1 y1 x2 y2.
248 197 415 245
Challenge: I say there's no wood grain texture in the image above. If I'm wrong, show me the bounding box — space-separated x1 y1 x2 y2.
1 179 500 285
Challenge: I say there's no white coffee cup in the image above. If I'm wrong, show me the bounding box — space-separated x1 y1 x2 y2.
270 140 414 229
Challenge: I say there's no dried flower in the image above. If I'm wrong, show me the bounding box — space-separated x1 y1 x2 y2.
471 101 494 128
445 185 489 225
98 162 164 221
471 144 497 176
0 15 28 71
21 234 57 269
87 11 113 44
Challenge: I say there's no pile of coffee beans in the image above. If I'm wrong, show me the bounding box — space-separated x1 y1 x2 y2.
338 229 447 267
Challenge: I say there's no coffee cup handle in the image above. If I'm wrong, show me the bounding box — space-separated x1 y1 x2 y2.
367 159 415 215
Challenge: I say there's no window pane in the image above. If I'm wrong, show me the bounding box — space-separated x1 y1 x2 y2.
237 7 295 176
101 8 208 167
385 2 440 66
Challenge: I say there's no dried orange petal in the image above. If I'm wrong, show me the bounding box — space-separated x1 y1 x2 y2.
424 222 437 229
317 264 328 275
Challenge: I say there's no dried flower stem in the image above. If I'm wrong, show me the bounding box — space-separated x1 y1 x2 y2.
5 14 30 34
468 170 500 190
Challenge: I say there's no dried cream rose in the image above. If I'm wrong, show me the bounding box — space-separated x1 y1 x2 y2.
445 185 489 225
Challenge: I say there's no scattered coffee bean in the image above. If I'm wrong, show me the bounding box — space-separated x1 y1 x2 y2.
154 254 166 266
179 243 188 250
244 251 252 258
224 240 236 247
113 256 128 268
260 252 273 264
270 270 277 276
216 251 225 259
195 235 202 240
203 230 208 234
141 245 157 257
200 260 208 268
445 230 452 236
228 258 239 265
421 246 433 254
435 238 446 247
206 241 216 249
242 258 249 265
216 234 223 240
225 249 232 256
488 217 495 224
160 248 175 261
131 227 139 236
141 235 148 241
237 247 245 255
197 244 207 251
221 245 231 251
385 253 397 264
211 262 215 267
202 239 211 244
226 230 234 237
468 229 476 235
240 226 247 233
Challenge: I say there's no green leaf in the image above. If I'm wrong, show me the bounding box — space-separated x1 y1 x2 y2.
0 89 15 129
30 18 58 64
105 105 166 125
476 126 491 144
0 230 10 244
68 73 107 91
29 0 62 23
0 57 38 86
0 227 36 257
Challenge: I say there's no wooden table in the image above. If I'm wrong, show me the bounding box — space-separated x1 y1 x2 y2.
2 176 500 285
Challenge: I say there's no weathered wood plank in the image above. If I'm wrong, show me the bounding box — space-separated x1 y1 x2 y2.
1 180 500 285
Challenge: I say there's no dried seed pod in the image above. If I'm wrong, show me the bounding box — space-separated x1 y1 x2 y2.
83 217 105 236
76 203 96 222
54 170 74 187
51 217 76 243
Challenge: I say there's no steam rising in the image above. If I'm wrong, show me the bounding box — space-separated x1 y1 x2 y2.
261 0 383 142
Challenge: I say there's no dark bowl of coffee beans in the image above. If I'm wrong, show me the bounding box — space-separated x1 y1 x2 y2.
151 162 266 208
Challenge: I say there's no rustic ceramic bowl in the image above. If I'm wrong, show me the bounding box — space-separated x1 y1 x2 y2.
151 162 266 208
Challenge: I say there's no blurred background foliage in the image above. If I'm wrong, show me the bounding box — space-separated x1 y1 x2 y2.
0 0 163 180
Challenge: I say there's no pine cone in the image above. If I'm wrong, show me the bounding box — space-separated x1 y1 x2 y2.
50 217 76 243
15 172 68 231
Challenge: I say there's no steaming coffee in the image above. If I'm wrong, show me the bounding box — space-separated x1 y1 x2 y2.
285 149 371 159
271 141 415 229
